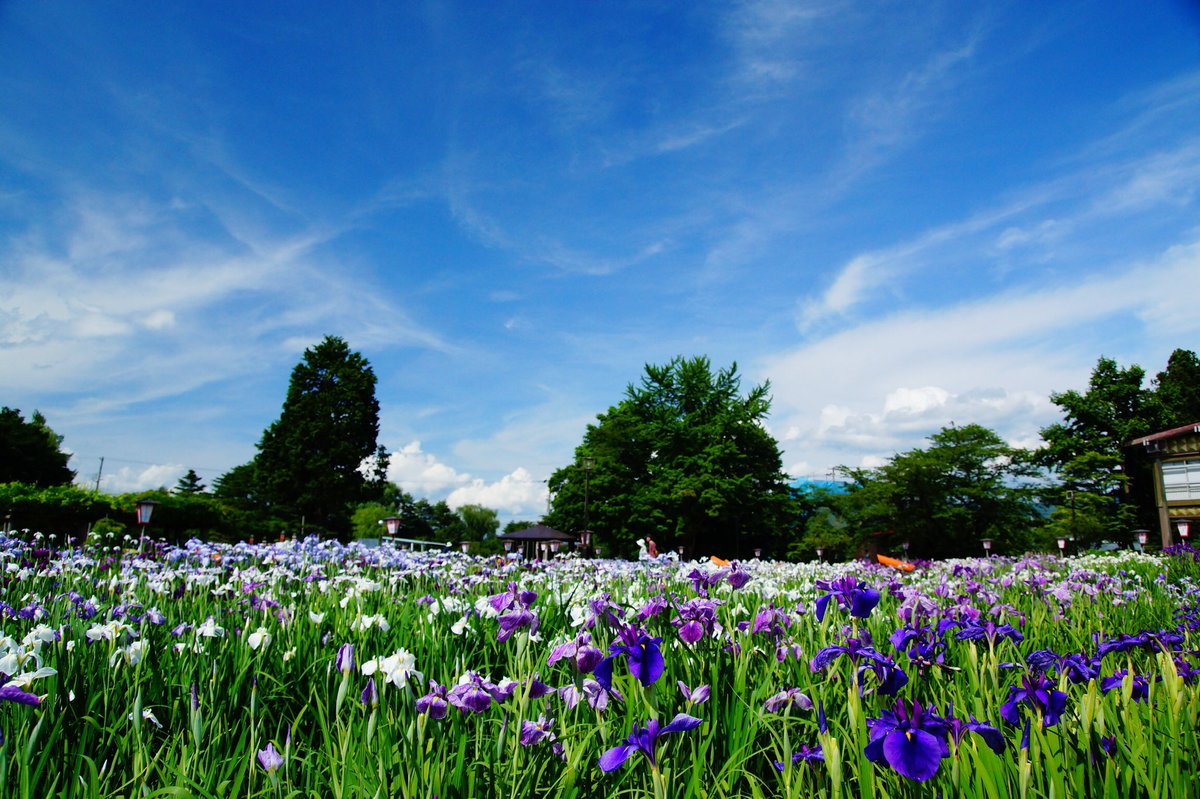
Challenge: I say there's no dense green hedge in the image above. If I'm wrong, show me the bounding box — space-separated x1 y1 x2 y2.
0 482 277 543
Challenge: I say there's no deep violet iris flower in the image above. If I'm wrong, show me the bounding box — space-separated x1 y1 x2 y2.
864 700 949 783
594 626 664 691
814 576 881 622
1000 672 1069 729
598 713 703 772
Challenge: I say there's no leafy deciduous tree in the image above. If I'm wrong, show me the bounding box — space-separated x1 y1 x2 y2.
1038 356 1159 540
546 356 795 558
841 424 1042 558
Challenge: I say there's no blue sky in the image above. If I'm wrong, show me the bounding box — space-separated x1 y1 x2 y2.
3 1 1199 521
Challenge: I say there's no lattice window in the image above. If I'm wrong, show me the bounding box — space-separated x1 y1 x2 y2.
1163 459 1200 502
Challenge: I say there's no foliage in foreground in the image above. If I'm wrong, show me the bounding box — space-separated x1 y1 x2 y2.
1 536 1199 798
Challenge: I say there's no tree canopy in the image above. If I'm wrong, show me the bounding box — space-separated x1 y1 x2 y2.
0 407 75 488
545 356 794 558
838 424 1042 559
174 469 206 495
1036 350 1200 542
249 336 389 536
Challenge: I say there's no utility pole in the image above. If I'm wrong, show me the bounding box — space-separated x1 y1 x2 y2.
94 457 104 492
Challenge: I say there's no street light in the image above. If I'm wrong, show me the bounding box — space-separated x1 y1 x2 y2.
503 540 513 553
382 517 401 537
753 547 763 559
581 457 594 555
815 547 824 562
981 538 993 556
459 541 471 554
1056 537 1067 557
1179 521 1191 542
550 540 561 554
1135 529 1149 549
135 499 158 552
901 540 910 558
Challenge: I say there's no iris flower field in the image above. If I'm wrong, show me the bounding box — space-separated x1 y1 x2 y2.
2 533 1199 798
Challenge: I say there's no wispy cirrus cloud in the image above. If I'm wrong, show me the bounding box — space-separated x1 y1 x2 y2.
766 236 1200 472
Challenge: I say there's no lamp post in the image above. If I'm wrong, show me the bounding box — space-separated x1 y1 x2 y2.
383 516 401 537
135 499 158 553
753 547 763 559
981 538 993 557
901 540 910 558
1056 536 1067 557
459 541 471 554
1135 529 1149 551
550 540 561 555
581 457 594 555
815 547 824 562
1179 521 1191 543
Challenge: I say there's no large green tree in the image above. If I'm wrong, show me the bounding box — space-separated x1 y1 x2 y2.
1038 355 1161 540
841 424 1042 558
252 336 389 535
1150 348 1200 428
545 356 795 558
0 407 75 487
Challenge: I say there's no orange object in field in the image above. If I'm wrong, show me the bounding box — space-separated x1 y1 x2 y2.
877 554 915 572
709 556 730 568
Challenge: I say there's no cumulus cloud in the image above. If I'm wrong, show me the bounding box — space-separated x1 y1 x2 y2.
386 441 551 518
387 441 471 495
446 468 549 516
99 463 186 494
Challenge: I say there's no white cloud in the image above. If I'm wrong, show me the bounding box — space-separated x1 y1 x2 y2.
99 463 185 494
387 441 471 495
445 467 549 517
765 237 1200 474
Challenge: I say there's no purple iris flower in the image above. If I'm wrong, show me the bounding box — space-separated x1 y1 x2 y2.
416 680 449 719
864 700 949 783
547 632 604 674
772 744 824 772
559 679 623 712
335 643 354 676
490 583 539 642
598 713 703 772
1099 670 1151 703
1026 650 1099 684
955 620 1024 647
256 743 284 773
752 604 792 639
594 626 664 691
583 594 624 630
814 576 881 622
1000 673 1069 729
677 681 710 705
448 673 503 714
763 688 813 714
726 563 752 590
520 715 556 747
0 684 40 707
857 658 909 697
934 703 1005 755
810 633 888 673
360 677 378 708
635 594 669 622
673 598 720 645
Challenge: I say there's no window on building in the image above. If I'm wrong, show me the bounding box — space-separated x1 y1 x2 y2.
1163 459 1200 502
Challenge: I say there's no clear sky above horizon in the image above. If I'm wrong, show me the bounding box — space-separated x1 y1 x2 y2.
3 1 1200 522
